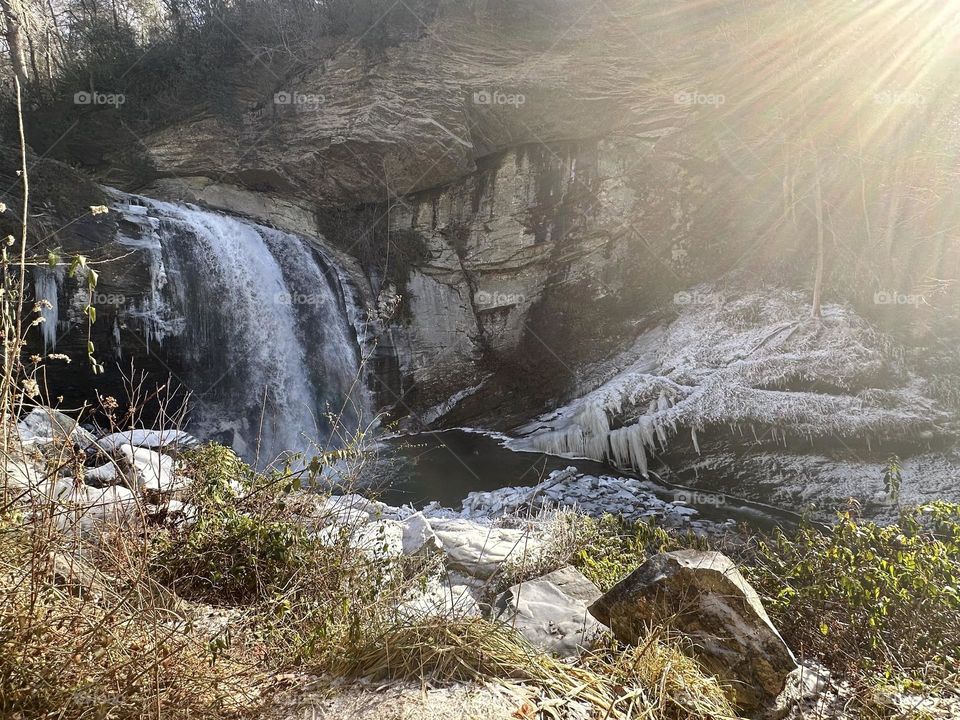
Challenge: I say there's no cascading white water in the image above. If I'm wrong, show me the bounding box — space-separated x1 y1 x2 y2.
119 197 368 464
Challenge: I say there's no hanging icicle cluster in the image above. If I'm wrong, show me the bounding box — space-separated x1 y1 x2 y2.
530 389 687 476
32 267 63 352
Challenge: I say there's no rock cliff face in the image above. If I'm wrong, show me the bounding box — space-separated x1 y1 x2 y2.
12 0 960 508
103 0 960 426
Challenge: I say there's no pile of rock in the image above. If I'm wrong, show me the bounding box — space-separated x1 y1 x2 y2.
10 406 199 532
458 467 738 539
311 492 816 712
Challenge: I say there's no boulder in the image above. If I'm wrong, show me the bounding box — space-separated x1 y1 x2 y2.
83 461 119 486
91 429 199 453
400 511 442 555
3 456 45 492
316 519 405 559
589 550 797 711
430 519 545 579
320 493 386 524
117 444 186 494
493 566 605 657
17 406 95 447
397 575 480 620
46 479 141 532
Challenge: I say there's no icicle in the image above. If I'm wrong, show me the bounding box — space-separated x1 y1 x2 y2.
112 317 122 358
608 424 649 476
657 391 671 414
576 403 610 439
691 426 701 455
655 421 669 451
638 415 657 449
32 267 62 352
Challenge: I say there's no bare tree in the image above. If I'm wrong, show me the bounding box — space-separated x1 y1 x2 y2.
0 0 29 87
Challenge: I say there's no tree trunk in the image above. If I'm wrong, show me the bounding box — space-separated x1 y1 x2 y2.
0 0 28 87
811 157 825 319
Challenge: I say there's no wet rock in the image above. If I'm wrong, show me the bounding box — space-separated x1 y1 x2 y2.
493 566 605 657
589 549 797 711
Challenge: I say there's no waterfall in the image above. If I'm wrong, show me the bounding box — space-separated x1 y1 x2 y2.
118 197 368 465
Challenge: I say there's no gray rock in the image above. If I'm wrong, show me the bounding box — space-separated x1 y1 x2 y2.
118 444 184 494
397 575 480 620
321 493 385 524
316 519 405 558
83 461 119 486
494 566 606 657
668 502 699 517
401 511 442 555
430 519 545 579
92 429 199 453
589 549 798 711
18 406 95 447
3 456 45 491
763 662 830 720
47 479 140 532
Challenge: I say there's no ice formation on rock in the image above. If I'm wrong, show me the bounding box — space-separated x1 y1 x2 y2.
519 286 949 474
32 266 63 352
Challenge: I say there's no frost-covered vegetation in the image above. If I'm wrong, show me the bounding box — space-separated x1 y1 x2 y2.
521 287 950 474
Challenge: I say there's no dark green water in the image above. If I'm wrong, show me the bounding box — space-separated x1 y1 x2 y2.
357 429 799 530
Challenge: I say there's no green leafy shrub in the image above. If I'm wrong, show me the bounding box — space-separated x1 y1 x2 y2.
749 503 960 681
150 443 312 604
151 511 311 604
178 442 252 508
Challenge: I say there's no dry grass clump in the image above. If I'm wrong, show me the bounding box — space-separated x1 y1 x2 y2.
340 617 738 720
0 514 268 719
492 509 600 593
